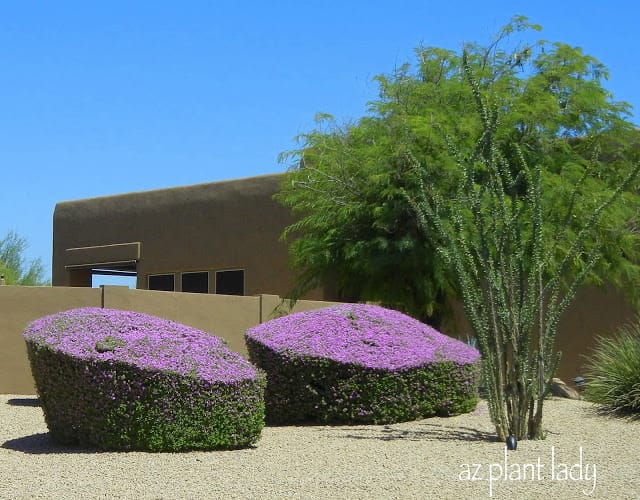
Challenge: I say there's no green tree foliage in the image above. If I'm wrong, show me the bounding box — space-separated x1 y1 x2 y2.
276 113 450 321
276 16 640 325
0 230 50 286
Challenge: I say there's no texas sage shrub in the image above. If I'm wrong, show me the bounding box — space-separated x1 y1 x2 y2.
24 308 266 451
583 321 640 415
246 304 480 424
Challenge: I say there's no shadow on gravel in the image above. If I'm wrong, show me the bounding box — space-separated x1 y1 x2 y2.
2 434 257 455
329 423 498 443
584 404 640 422
6 398 41 407
2 434 104 455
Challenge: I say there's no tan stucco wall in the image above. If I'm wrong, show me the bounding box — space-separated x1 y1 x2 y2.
0 286 102 394
555 285 637 383
440 284 637 384
52 174 326 299
1 284 636 395
0 286 340 395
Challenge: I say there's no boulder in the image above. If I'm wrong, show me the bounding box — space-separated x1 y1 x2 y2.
24 307 265 451
550 377 582 400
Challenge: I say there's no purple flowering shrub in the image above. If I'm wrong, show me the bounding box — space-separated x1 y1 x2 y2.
23 308 266 451
245 304 480 424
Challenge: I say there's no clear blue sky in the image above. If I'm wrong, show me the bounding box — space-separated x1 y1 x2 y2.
2 1 638 285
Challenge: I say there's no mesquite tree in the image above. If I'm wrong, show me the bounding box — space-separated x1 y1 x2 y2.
277 17 640 326
406 52 640 440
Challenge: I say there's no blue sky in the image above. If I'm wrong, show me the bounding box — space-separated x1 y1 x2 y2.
1 1 638 286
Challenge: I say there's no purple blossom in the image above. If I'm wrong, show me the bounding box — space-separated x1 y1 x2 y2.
246 304 479 370
24 307 259 384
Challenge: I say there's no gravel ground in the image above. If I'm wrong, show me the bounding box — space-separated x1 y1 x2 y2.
1 394 638 499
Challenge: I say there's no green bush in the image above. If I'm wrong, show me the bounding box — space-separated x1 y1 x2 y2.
24 308 266 451
246 304 480 425
583 321 640 415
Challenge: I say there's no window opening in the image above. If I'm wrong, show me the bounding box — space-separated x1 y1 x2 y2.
148 274 175 291
182 271 209 293
215 270 244 296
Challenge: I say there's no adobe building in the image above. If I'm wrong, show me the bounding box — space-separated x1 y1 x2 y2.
52 173 327 300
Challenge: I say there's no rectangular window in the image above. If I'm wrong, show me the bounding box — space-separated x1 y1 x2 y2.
181 271 209 293
148 273 175 291
215 269 244 296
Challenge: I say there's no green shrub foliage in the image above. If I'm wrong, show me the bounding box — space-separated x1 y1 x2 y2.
246 304 480 424
583 322 640 415
24 308 266 451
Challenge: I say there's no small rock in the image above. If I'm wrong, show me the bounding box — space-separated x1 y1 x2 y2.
550 377 581 400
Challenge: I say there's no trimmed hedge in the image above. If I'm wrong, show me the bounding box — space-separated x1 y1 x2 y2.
245 304 480 424
24 308 266 451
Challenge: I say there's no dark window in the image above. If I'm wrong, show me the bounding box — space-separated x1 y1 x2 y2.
215 270 244 296
182 271 209 293
148 274 175 291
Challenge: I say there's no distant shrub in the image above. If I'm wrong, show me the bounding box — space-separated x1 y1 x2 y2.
583 321 640 415
24 308 266 451
246 304 480 424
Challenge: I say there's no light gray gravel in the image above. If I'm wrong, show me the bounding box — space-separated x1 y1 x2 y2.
1 394 638 499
